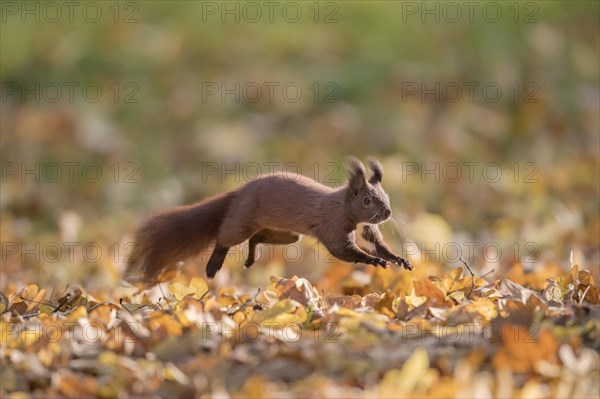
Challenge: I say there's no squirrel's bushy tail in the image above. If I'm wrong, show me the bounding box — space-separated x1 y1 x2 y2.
124 191 235 286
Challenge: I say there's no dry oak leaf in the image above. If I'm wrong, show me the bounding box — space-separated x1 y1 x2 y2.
413 278 449 307
269 275 322 309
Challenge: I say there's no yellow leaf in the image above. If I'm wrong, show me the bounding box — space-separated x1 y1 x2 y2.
20 329 43 345
448 290 465 302
251 298 306 327
465 299 498 321
164 362 190 385
98 350 118 365
22 284 39 301
337 307 389 332
168 282 192 300
67 305 88 321
38 304 54 315
189 277 209 299
149 313 183 336
405 288 427 309
169 277 209 301
241 375 268 398
379 348 437 397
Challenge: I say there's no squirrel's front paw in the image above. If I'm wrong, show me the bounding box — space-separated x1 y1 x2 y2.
369 257 388 268
394 257 413 271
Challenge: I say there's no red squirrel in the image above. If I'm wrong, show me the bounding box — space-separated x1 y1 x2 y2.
125 157 413 285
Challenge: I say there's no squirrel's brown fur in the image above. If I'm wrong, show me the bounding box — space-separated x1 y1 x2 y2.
125 157 412 285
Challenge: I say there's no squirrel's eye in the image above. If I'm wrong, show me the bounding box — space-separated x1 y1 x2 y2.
363 196 372 206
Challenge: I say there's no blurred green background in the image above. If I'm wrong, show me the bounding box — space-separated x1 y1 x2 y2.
1 1 598 291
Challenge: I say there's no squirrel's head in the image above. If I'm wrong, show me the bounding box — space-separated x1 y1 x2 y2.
345 157 392 224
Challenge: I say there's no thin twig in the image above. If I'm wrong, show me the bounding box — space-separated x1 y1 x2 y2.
197 289 210 302
460 257 476 299
119 298 148 315
480 269 496 279
18 295 56 309
579 285 591 305
157 285 174 313
227 288 262 316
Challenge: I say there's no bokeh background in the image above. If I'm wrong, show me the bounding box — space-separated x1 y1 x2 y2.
1 1 598 293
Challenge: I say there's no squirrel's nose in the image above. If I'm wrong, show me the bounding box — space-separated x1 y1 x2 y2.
383 208 391 219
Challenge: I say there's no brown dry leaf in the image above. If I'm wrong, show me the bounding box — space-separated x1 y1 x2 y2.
20 284 47 312
362 292 382 308
414 278 449 307
317 262 355 294
434 267 464 293
394 294 410 320
375 292 396 319
336 307 389 333
270 275 296 296
54 370 98 397
492 326 559 373
267 276 321 310
463 298 499 321
507 262 568 291
575 269 599 304
0 291 8 314
578 284 600 304
240 374 270 398
542 279 564 304
327 295 362 309
55 287 84 313
500 279 544 305
8 300 28 316
149 313 183 337
577 269 595 286
217 287 241 307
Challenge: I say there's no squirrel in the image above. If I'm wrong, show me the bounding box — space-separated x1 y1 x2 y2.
125 157 413 286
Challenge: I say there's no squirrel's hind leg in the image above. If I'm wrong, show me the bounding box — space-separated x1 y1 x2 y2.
206 244 230 279
210 224 255 276
245 229 301 268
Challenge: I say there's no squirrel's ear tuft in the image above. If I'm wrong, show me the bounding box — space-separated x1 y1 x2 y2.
368 158 383 184
346 156 367 190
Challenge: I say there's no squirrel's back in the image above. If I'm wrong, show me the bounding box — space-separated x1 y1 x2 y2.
227 173 342 234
